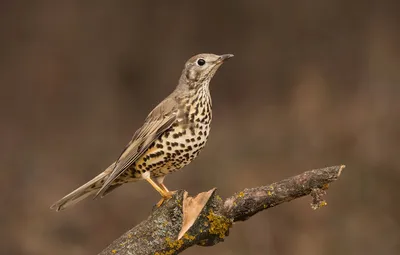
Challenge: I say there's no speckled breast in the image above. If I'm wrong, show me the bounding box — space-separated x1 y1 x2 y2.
132 93 212 179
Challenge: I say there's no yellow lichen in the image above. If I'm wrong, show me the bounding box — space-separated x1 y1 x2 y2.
165 237 184 250
157 232 196 255
111 249 117 254
199 240 207 246
183 233 196 241
237 191 245 198
267 190 273 196
127 234 132 238
206 210 232 239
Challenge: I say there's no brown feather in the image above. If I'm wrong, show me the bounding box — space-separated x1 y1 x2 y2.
95 96 179 197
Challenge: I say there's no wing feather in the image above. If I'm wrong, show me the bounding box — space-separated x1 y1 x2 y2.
95 96 179 197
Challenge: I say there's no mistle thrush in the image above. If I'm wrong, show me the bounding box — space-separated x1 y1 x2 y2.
50 53 233 211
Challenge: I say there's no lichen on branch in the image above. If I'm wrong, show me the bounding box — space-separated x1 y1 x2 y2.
99 165 345 255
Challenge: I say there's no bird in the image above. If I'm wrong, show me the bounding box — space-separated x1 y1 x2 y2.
50 53 234 211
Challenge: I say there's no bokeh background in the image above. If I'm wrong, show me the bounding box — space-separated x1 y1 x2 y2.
1 1 399 254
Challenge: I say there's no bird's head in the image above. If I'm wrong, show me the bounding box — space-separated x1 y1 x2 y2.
179 53 234 89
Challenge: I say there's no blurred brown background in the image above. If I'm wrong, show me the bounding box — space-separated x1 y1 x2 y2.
1 1 400 254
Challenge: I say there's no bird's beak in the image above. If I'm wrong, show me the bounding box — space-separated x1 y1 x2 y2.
218 54 234 63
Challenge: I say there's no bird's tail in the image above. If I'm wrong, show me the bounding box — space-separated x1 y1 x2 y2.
50 170 112 211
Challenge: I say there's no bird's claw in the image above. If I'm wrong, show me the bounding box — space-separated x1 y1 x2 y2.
156 190 177 207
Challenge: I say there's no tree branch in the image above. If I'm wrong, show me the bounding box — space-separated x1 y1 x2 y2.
99 165 345 255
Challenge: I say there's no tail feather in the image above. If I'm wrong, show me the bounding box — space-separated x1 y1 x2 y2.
50 171 109 211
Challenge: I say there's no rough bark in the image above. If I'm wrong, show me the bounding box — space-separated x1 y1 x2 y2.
99 165 345 255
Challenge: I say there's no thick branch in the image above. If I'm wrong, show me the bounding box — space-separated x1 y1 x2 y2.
99 165 345 255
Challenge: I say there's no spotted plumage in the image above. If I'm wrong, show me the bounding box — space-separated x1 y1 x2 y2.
50 53 233 211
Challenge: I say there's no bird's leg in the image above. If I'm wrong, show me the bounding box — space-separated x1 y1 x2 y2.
144 177 173 207
155 176 176 207
159 183 170 193
159 183 177 196
157 183 178 207
144 177 169 197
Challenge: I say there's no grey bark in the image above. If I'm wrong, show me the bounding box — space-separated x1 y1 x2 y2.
99 165 345 255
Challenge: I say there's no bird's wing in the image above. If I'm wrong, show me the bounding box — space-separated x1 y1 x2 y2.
95 96 179 198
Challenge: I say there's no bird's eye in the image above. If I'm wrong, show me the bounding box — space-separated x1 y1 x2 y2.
197 58 206 66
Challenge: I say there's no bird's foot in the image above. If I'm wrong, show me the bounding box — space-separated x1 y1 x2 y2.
156 190 177 207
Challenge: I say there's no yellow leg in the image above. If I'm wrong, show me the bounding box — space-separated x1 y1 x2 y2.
144 177 173 207
159 183 170 193
157 183 178 207
144 177 168 197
